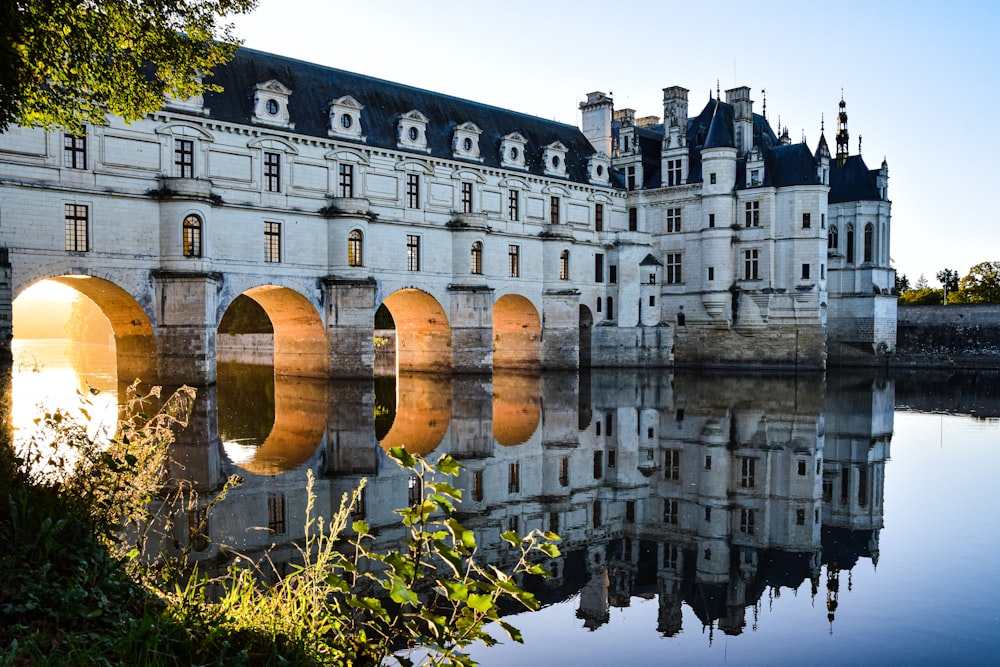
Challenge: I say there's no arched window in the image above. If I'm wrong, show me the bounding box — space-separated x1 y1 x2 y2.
828 224 838 250
846 224 855 264
677 312 686 327
183 214 202 257
470 241 483 275
559 249 570 281
863 223 874 263
348 230 363 267
597 297 602 313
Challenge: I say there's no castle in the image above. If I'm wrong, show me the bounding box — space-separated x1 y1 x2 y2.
0 47 895 379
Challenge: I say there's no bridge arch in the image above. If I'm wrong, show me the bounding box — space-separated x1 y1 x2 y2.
15 274 157 386
380 288 451 373
493 293 541 370
218 284 327 379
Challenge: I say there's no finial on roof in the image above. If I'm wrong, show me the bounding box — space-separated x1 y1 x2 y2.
821 113 825 132
858 134 862 154
716 80 720 100
761 89 767 119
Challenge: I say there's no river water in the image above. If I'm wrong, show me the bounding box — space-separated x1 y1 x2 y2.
11 339 1000 666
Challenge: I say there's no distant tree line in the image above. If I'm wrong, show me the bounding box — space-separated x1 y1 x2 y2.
897 261 1000 305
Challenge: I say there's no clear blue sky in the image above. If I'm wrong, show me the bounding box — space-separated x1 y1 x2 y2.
232 0 999 285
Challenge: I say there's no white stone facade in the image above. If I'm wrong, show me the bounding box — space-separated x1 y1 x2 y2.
0 48 894 380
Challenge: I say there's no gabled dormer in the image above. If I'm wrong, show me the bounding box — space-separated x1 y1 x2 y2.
815 133 831 185
543 141 568 178
588 152 611 186
397 110 430 153
500 132 528 170
452 122 483 162
252 80 293 129
328 95 365 142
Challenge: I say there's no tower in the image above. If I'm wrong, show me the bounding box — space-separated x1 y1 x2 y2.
835 96 849 167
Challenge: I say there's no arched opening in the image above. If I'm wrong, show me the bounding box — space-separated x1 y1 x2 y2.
380 289 451 373
846 224 856 264
219 285 327 379
863 223 874 263
377 372 451 454
493 294 541 370
11 276 156 443
493 371 540 446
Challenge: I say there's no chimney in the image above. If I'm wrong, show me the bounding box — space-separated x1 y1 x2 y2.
579 91 614 156
726 86 753 154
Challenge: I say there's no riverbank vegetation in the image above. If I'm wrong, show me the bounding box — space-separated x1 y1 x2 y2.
0 384 558 666
897 262 1000 305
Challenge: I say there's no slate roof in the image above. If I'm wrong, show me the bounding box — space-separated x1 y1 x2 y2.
829 154 882 203
198 47 598 184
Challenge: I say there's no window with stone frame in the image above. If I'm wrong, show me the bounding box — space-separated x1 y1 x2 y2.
744 248 759 280
802 212 812 228
745 200 760 227
628 207 638 231
595 202 604 231
664 449 680 480
264 151 281 192
470 241 483 275
663 498 678 525
348 229 363 267
740 457 756 488
508 189 519 221
666 158 682 186
666 207 682 233
338 163 354 198
174 139 194 178
64 134 86 169
406 173 420 209
666 253 682 284
508 244 520 278
559 249 569 281
183 214 202 257
461 181 473 213
64 204 88 252
550 196 560 224
406 234 420 271
264 221 281 262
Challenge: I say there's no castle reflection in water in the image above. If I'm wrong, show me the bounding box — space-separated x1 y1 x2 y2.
163 368 891 637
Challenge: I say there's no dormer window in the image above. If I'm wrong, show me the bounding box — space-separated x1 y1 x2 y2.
500 132 528 170
252 80 293 129
397 110 430 152
452 122 483 162
588 153 611 185
543 141 568 178
328 95 365 141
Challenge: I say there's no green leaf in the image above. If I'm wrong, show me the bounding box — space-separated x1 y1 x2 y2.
498 620 525 643
388 447 417 469
435 454 462 476
352 519 369 534
467 593 494 614
389 576 419 606
500 530 521 546
441 580 469 602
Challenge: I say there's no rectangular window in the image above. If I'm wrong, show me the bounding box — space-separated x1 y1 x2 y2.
595 202 604 231
608 449 616 468
605 412 613 436
708 213 715 228
264 221 281 263
664 544 679 569
626 166 636 190
508 190 519 221
666 253 682 284
64 204 89 252
710 172 717 184
667 158 682 186
593 451 603 479
740 508 755 534
352 486 367 521
461 181 473 213
821 264 826 279
744 249 759 280
802 212 811 228
550 196 560 224
628 207 638 231
797 508 806 525
594 253 604 283
267 493 286 535
550 511 559 533
707 266 715 281
798 460 807 476
821 213 826 229
472 470 484 502
664 449 680 481
406 173 420 208
745 200 760 227
508 244 520 278
609 265 617 284
559 456 569 487
705 455 712 470
750 169 761 186
264 151 281 192
626 500 635 523
338 163 354 198
508 462 520 494
740 457 756 488
704 506 712 521
802 263 811 279
175 139 194 178
63 134 86 169
666 207 681 233
406 234 420 271
593 500 602 527
663 498 678 525
408 476 422 507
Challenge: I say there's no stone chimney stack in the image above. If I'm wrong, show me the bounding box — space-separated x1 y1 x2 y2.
726 86 754 155
662 86 689 136
579 91 614 156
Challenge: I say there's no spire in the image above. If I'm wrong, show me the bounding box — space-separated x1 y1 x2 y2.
835 93 849 167
761 88 767 119
703 101 735 149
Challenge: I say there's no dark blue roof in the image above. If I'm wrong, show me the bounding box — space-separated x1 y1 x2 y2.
199 47 598 184
768 143 822 187
703 101 735 149
829 154 881 203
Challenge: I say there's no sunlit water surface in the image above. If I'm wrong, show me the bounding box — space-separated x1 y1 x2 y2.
11 342 1000 666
